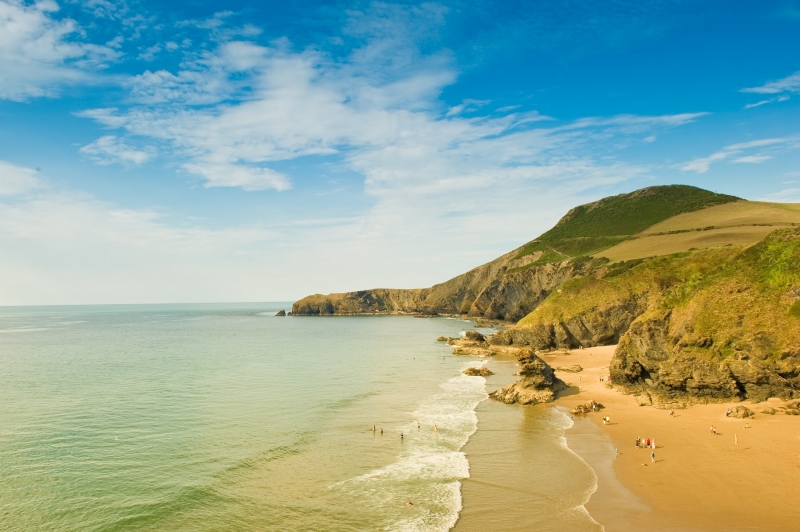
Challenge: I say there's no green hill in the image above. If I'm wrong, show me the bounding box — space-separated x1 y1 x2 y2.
514 185 739 264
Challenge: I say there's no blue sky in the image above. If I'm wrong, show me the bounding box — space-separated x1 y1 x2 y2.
1 0 799 305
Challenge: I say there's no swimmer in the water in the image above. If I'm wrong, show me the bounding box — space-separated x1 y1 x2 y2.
434 425 438 432
406 501 413 506
417 422 420 429
372 425 376 432
380 427 383 434
400 433 404 439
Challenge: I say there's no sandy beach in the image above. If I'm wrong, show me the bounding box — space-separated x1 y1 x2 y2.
544 345 800 531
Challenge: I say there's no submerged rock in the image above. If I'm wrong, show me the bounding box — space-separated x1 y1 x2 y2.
463 367 494 377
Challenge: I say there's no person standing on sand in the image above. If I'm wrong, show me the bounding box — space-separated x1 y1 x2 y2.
652 439 656 449
735 433 738 445
651 452 655 463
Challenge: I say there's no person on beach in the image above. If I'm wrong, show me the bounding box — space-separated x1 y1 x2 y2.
380 427 383 435
651 452 655 463
669 409 674 417
372 425 376 432
651 439 656 449
735 433 738 445
434 425 438 432
713 426 717 436
636 437 640 448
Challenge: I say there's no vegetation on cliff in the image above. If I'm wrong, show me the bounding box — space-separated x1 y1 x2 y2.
512 185 739 265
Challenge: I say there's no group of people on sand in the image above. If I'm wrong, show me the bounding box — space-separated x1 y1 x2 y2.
636 436 656 449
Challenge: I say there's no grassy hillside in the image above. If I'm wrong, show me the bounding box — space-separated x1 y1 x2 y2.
598 201 800 262
514 185 739 265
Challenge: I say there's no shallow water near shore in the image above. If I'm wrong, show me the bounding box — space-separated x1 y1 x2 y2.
1 305 612 530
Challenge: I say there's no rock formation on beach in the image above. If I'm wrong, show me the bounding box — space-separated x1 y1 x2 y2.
275 310 286 316
489 349 566 405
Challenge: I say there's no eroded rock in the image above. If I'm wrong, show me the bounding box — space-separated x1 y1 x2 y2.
489 349 565 406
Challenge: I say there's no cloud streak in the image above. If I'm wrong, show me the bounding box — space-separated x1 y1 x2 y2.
679 137 797 173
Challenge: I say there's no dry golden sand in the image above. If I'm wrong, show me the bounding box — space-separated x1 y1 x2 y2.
544 345 800 531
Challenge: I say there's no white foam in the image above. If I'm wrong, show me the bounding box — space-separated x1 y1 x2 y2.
0 327 50 334
335 371 488 532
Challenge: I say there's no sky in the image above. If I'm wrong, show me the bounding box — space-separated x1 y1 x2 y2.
1 0 799 305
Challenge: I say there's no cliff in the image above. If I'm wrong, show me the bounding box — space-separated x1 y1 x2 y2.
293 185 739 319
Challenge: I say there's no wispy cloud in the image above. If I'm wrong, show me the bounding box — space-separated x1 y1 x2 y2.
741 70 800 94
741 70 800 108
679 137 797 173
80 135 154 165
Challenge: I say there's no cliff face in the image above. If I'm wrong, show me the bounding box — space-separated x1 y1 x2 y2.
610 228 800 403
292 251 580 321
502 228 800 404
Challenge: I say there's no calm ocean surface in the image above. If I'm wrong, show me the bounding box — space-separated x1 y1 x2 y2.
0 304 596 531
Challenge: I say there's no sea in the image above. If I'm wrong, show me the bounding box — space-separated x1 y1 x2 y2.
0 303 602 531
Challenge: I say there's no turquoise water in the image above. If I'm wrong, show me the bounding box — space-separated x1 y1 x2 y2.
0 304 490 531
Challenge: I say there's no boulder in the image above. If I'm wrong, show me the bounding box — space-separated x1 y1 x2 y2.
463 367 494 377
557 365 583 373
571 400 604 415
761 407 777 415
275 310 286 316
727 406 754 419
436 336 449 342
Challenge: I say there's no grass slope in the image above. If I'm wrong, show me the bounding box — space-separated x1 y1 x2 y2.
598 201 800 262
514 185 739 265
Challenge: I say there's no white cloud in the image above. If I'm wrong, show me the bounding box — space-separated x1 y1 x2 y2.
0 160 44 195
759 188 800 203
0 0 119 101
182 163 290 191
741 71 800 95
77 27 701 194
680 137 796 173
733 155 771 164
80 135 154 165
